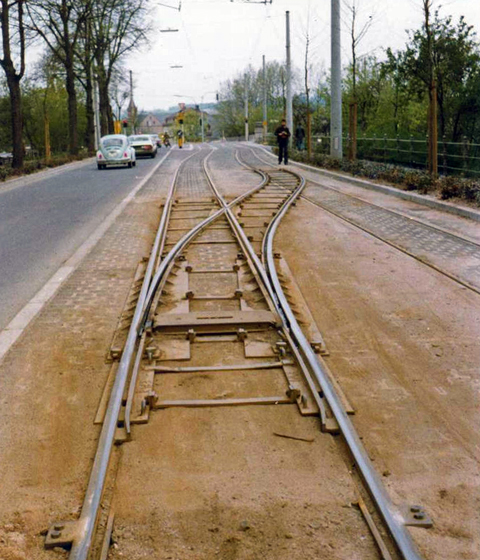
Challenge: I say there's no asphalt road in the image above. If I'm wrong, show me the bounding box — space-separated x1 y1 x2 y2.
0 154 163 331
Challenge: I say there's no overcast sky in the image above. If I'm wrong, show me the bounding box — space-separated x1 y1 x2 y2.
126 0 480 112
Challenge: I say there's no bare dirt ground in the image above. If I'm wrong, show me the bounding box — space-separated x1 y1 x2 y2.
108 147 382 560
276 197 480 560
0 145 477 560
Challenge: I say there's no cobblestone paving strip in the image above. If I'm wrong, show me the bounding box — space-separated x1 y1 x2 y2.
174 146 217 200
0 150 189 560
207 143 261 199
303 184 480 292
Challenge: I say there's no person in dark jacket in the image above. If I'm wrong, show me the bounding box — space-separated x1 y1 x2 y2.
295 124 305 150
274 119 291 164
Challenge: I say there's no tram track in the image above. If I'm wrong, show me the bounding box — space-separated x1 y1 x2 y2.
244 146 480 296
44 144 427 560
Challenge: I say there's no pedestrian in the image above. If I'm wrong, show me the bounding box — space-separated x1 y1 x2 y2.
177 129 184 149
274 118 291 165
295 124 305 150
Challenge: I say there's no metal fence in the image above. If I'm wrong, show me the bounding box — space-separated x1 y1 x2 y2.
308 135 480 177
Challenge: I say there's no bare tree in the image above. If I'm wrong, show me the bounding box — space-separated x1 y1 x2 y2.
0 0 27 167
110 69 130 121
91 0 150 135
75 16 96 153
344 0 374 160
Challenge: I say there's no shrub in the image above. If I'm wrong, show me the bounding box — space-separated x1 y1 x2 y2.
461 180 480 201
262 143 480 206
438 176 461 199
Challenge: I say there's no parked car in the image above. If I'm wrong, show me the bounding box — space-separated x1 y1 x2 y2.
150 134 162 148
96 134 136 170
128 135 157 158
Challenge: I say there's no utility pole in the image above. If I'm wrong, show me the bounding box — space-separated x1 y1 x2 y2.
244 73 249 142
330 0 343 158
285 11 293 136
263 55 268 143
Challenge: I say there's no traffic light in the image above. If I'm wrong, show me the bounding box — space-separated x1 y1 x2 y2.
122 119 128 128
179 118 184 125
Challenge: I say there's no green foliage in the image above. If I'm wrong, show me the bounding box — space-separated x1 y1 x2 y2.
382 13 480 142
22 78 70 153
215 62 290 137
276 147 479 206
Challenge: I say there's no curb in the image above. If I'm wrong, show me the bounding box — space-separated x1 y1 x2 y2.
252 144 480 223
0 149 173 364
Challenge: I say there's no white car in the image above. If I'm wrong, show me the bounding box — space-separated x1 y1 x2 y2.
128 135 157 158
97 134 136 170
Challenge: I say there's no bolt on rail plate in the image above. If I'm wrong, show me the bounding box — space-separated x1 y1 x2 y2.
401 504 433 528
45 520 81 549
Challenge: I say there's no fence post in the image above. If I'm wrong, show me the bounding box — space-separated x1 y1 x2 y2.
425 134 429 170
442 136 447 175
462 136 468 172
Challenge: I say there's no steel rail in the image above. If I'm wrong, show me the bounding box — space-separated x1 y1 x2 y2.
246 145 480 296
140 150 269 328
301 195 480 296
242 144 426 557
230 147 425 558
207 147 425 558
257 170 425 560
66 147 206 560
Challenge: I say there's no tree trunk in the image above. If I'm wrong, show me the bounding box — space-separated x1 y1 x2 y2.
6 74 24 168
1 0 25 169
98 80 114 136
44 111 51 162
85 72 95 153
428 81 438 177
348 102 357 161
65 63 78 155
96 65 114 136
306 109 312 157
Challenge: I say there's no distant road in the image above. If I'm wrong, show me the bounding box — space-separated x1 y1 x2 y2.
0 156 161 331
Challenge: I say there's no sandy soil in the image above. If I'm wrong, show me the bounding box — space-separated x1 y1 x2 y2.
111 406 377 560
276 198 480 560
0 146 477 560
